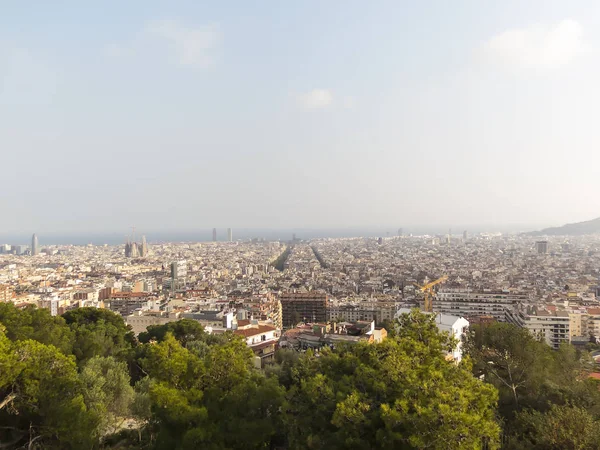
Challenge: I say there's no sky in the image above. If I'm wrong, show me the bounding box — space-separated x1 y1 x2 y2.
2 0 600 234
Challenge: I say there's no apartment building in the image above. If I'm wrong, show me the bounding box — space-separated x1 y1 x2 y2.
505 304 570 349
0 284 13 302
107 292 153 316
435 289 530 321
327 301 396 324
280 292 327 327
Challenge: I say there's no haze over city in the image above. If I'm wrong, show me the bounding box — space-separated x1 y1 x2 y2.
2 0 600 235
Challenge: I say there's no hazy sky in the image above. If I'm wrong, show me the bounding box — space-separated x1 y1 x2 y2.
2 1 600 233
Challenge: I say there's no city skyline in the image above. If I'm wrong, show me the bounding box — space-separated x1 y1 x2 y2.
2 1 600 232
3 209 600 248
0 223 566 247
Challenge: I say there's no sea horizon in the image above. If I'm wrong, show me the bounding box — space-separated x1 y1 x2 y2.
0 224 544 246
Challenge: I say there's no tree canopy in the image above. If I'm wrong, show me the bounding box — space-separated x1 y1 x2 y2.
63 307 136 364
465 321 600 448
282 310 500 449
0 302 74 354
3 305 599 449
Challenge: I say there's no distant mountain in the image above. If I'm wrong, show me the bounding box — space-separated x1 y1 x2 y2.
525 217 600 236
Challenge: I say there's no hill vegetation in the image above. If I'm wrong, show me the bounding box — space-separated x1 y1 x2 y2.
525 217 600 236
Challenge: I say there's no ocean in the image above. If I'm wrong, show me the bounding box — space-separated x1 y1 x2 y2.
0 225 538 246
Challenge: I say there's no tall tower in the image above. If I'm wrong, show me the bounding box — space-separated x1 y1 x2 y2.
398 228 403 237
227 228 233 242
31 234 39 256
140 235 148 257
212 228 217 242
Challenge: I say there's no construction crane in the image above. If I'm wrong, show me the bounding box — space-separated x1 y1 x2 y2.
414 275 448 313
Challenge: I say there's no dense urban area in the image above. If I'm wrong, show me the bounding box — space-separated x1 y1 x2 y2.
2 231 600 448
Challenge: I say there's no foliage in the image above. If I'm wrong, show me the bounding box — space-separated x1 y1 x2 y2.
137 332 284 449
138 319 226 347
282 310 501 449
6 304 599 449
0 302 74 354
0 336 97 448
63 307 136 364
508 404 600 450
466 321 600 448
80 356 135 435
379 318 398 338
465 322 554 418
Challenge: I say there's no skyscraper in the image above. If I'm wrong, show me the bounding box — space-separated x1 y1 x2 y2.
463 230 468 241
227 228 233 242
31 234 39 256
398 228 403 237
212 228 217 242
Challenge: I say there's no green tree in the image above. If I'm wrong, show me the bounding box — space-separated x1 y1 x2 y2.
465 322 600 424
509 404 600 450
63 307 136 364
284 310 501 449
80 356 135 436
0 302 74 354
139 319 211 347
137 332 284 449
0 338 97 449
379 318 397 338
140 333 204 389
464 322 554 418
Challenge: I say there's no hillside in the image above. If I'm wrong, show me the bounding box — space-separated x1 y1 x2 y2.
526 217 600 236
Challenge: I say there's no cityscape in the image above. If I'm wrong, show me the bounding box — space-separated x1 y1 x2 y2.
4 230 600 449
4 1 600 448
3 228 600 357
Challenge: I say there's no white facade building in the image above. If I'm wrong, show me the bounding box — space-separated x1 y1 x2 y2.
434 289 529 321
505 305 570 349
327 301 396 323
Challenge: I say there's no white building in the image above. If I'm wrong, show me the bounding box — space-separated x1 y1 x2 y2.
327 301 396 323
233 320 280 368
396 308 469 362
505 305 570 349
435 289 529 321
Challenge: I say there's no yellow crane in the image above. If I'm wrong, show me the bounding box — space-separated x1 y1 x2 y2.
414 275 448 313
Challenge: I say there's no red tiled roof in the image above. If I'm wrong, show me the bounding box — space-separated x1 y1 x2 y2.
234 324 276 338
